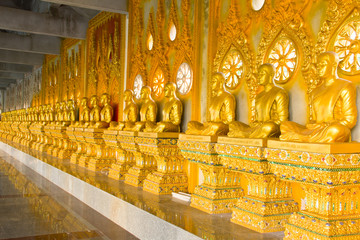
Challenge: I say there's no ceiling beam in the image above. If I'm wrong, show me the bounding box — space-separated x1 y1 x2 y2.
0 6 88 39
42 0 128 14
0 32 61 55
0 50 44 65
0 63 33 73
0 72 24 80
0 78 17 83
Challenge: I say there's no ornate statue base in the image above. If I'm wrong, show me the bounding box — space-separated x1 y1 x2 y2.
104 130 134 180
78 128 106 170
51 125 71 159
266 140 360 239
45 125 57 155
38 124 52 152
215 137 298 232
70 127 86 165
137 132 188 195
121 131 156 187
178 134 243 214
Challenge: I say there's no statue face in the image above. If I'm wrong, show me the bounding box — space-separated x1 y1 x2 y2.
317 57 332 79
124 91 132 102
140 88 149 100
211 75 220 91
90 97 98 107
81 98 87 107
258 66 271 85
164 85 171 98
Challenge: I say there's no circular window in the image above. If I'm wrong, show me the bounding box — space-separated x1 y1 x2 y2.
221 49 244 89
176 62 193 95
147 34 154 51
252 0 265 11
133 74 143 99
169 22 177 41
334 20 360 75
267 38 297 84
153 69 165 98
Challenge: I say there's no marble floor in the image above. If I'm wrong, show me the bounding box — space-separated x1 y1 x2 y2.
0 150 137 240
0 142 285 240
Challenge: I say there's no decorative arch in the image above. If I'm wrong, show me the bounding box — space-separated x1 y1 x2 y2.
319 5 360 82
264 31 299 84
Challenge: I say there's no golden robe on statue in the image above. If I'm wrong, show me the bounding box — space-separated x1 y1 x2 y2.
280 52 357 143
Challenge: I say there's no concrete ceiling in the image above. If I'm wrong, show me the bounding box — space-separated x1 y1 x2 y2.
0 0 128 89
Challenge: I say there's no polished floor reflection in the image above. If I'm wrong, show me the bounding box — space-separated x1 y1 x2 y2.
0 151 138 240
1 143 284 240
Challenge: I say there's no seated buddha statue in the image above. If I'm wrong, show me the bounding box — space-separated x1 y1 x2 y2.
228 63 289 138
88 95 101 126
186 72 235 136
144 82 183 132
48 105 55 122
91 93 114 128
109 89 138 130
72 97 91 127
54 102 62 123
67 99 76 124
124 86 157 132
280 51 357 143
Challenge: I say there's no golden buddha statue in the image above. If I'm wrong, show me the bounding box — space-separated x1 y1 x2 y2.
72 97 91 127
228 64 289 138
54 102 61 122
61 101 68 122
48 105 55 122
109 89 138 130
89 95 101 125
124 86 157 132
280 51 357 143
67 99 76 123
144 82 183 132
186 72 235 136
91 93 113 128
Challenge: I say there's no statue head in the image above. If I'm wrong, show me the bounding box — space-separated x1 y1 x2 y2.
258 63 276 86
100 93 111 106
124 89 134 102
67 99 75 110
80 97 88 108
164 82 177 98
60 101 66 111
317 51 339 80
90 95 99 107
55 102 60 111
211 72 226 95
140 86 152 101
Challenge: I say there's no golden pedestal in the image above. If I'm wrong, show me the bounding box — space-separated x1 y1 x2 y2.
30 124 45 151
136 132 188 195
178 134 243 214
104 130 134 180
51 126 69 158
70 127 86 165
45 125 57 154
39 124 53 152
19 123 31 146
11 122 20 144
79 128 114 172
215 137 298 233
121 131 156 187
266 140 360 239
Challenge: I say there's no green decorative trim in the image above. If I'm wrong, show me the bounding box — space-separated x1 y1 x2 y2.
243 196 294 204
218 154 266 162
180 149 217 155
269 161 360 172
192 193 239 201
298 212 360 222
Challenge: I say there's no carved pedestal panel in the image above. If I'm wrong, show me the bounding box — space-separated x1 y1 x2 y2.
215 137 298 233
30 124 45 151
70 127 86 165
266 140 360 239
178 134 243 214
45 125 57 154
121 132 156 187
137 132 188 195
79 128 114 172
50 125 69 158
105 130 134 180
